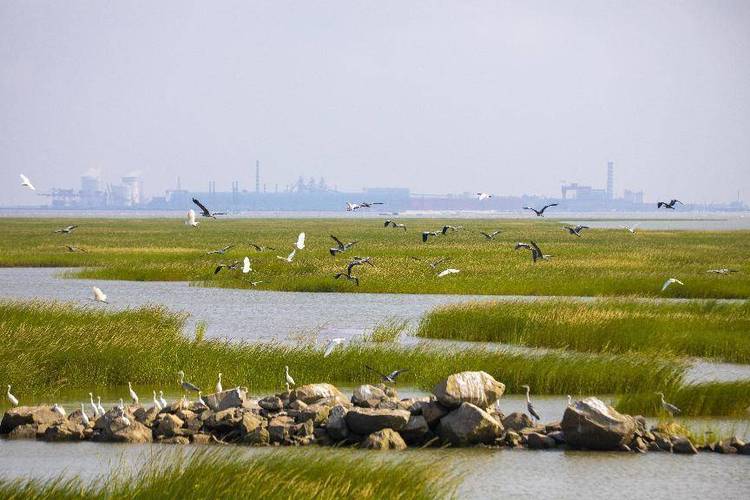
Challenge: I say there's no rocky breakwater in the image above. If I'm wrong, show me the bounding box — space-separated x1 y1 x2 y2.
1 373 747 455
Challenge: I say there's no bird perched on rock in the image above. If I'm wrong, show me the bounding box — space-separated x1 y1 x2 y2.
177 370 201 394
521 385 541 422
6 385 19 407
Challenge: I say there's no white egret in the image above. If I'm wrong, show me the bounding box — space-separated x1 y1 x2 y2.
621 224 639 234
80 404 90 426
158 391 167 408
437 268 460 278
324 338 345 357
116 398 125 412
186 209 199 227
92 286 108 303
153 390 162 410
284 366 295 387
96 396 105 416
6 385 19 406
20 174 36 191
276 248 297 263
476 192 492 200
242 257 252 274
52 403 66 417
661 278 684 292
128 382 139 405
197 391 207 406
296 232 306 250
215 373 223 393
521 385 541 422
346 201 383 211
89 392 100 417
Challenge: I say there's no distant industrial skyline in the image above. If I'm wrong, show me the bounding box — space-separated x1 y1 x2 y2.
2 1 749 206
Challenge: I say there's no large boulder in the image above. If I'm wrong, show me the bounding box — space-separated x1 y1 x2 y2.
202 408 242 433
41 421 86 442
351 385 388 408
92 414 152 443
433 371 505 409
502 412 534 432
344 407 410 435
326 404 350 441
291 384 348 406
399 415 430 445
437 402 504 446
421 401 450 427
0 406 64 434
268 415 295 444
157 414 184 438
526 432 557 450
203 388 248 412
671 436 698 455
561 397 636 451
362 429 407 450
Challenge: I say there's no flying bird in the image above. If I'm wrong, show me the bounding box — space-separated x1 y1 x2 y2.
186 209 199 227
657 199 683 209
410 256 449 269
329 235 358 256
364 365 408 384
192 198 225 218
422 231 439 242
242 256 252 274
515 241 550 262
441 225 462 235
249 280 265 287
706 268 738 275
562 225 589 237
480 230 502 240
384 220 407 231
521 385 541 422
523 203 558 217
334 273 359 286
276 248 297 263
207 245 233 255
324 338 346 357
437 268 460 277
656 392 681 416
54 225 78 234
346 256 374 276
248 243 275 252
214 261 240 274
346 201 384 211
296 232 306 250
20 174 36 191
476 192 492 200
64 245 86 252
661 278 684 291
92 286 108 303
621 224 639 234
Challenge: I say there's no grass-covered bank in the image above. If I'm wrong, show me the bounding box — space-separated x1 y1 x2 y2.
0 217 748 298
417 299 750 363
0 300 684 401
0 448 455 500
615 381 750 418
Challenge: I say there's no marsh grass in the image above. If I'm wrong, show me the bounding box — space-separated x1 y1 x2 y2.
0 300 684 401
615 381 750 417
0 217 748 298
363 317 410 342
417 299 750 363
0 448 456 500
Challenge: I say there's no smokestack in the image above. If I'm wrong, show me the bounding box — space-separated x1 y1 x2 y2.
606 161 614 201
255 160 260 193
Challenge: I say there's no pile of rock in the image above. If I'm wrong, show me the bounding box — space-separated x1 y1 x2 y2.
1 371 747 455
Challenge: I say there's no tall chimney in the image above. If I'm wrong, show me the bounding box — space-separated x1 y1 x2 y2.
255 160 260 193
607 161 614 201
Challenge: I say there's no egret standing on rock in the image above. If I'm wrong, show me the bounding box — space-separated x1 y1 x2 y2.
177 371 201 394
89 393 100 417
285 366 295 387
52 404 66 417
6 385 18 407
80 404 90 426
153 391 162 410
128 382 139 404
96 396 105 416
216 373 223 393
521 385 541 422
159 391 167 408
656 392 681 416
661 278 684 292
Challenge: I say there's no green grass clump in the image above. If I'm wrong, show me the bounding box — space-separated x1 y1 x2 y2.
615 381 750 417
0 448 456 500
417 299 750 363
363 317 410 342
0 300 684 401
0 217 748 298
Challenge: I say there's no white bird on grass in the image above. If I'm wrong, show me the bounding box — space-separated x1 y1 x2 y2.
285 366 295 387
92 286 108 303
216 373 223 393
437 268 460 278
276 248 297 263
661 278 684 292
80 403 90 426
242 257 252 274
52 403 66 417
186 209 199 227
153 391 162 410
128 382 139 404
6 385 19 406
158 391 167 408
324 338 345 357
706 268 738 275
296 232 306 250
20 174 36 191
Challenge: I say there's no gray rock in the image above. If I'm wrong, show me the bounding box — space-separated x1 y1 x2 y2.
244 427 270 446
526 432 556 449
134 406 161 427
399 415 430 445
191 433 213 445
505 430 522 447
502 412 534 432
737 442 750 455
157 414 184 437
203 408 242 432
421 401 450 427
352 385 388 408
6 424 37 439
41 421 86 442
547 430 566 445
0 406 64 434
438 402 504 446
297 403 330 425
344 407 410 435
240 413 265 435
714 441 737 454
561 397 636 451
159 436 190 445
671 436 698 455
259 396 284 412
326 404 350 441
362 428 407 450
268 415 295 443
654 432 673 452
92 414 152 443
291 384 348 405
203 388 248 412
433 371 505 409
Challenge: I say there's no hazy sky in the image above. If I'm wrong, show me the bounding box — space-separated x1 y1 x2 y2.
2 0 749 205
